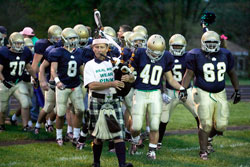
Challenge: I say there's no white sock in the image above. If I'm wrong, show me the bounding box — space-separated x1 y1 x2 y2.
35 122 41 128
67 125 73 133
80 130 87 137
146 126 150 133
131 135 140 144
149 143 157 149
28 120 33 127
47 118 52 126
12 114 17 121
73 128 81 139
56 129 63 139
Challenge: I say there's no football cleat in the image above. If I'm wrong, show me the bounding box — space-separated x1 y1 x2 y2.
23 125 34 132
207 140 215 154
146 150 156 160
56 138 64 146
34 127 40 135
45 123 54 133
92 162 100 167
10 118 17 126
199 151 208 160
72 138 85 150
0 125 6 132
157 143 162 150
129 143 137 155
65 132 73 142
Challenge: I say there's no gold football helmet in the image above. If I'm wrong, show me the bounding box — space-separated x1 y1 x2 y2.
61 28 79 50
24 38 34 53
0 32 4 46
169 34 186 56
128 32 147 49
201 31 220 53
48 25 62 44
73 24 89 48
133 25 148 39
103 26 118 43
146 34 166 62
121 31 132 48
9 32 24 53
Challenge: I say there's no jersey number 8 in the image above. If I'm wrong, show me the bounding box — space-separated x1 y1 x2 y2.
67 61 77 77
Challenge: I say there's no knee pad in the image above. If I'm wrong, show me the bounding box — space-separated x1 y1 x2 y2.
215 120 228 132
56 103 67 117
200 121 212 133
0 101 8 112
150 115 161 131
132 115 143 131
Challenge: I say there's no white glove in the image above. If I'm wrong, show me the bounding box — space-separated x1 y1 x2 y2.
162 93 172 104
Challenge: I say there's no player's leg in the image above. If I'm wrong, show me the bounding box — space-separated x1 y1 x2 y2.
147 90 162 159
0 82 11 131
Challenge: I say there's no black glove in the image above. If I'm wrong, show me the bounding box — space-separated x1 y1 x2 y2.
33 78 40 89
231 90 241 104
179 88 187 102
48 81 56 91
3 80 13 89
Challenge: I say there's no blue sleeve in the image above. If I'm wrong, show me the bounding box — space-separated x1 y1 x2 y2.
225 50 234 72
48 48 60 62
130 49 140 69
82 47 94 63
34 39 48 55
165 52 174 72
185 52 196 71
0 47 6 65
24 47 33 64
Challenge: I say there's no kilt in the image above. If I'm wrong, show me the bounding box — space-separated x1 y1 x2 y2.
88 95 125 139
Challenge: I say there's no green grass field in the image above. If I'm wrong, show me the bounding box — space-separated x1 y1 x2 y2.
0 102 250 167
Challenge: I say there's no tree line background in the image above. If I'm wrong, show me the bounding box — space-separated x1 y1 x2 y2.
0 0 249 50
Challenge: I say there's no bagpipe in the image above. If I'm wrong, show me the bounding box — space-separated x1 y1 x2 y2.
94 9 133 97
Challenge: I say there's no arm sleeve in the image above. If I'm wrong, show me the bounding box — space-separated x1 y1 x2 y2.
185 52 196 71
47 48 60 62
130 49 140 69
226 50 235 72
165 53 174 72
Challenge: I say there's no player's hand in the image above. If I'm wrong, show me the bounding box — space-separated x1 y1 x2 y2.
162 93 172 104
56 82 65 90
121 74 134 83
48 81 56 91
112 80 124 90
178 87 187 102
231 90 241 104
40 80 49 91
3 80 13 89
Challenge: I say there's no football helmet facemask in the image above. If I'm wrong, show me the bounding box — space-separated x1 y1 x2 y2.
9 32 25 53
133 25 148 39
61 28 79 50
24 38 34 54
48 25 62 44
201 31 220 53
169 34 186 56
121 31 132 48
73 24 89 48
146 34 166 62
103 26 118 43
0 32 4 46
128 32 147 50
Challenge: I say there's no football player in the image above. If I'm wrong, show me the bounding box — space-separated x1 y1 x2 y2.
34 25 63 134
157 34 199 149
129 34 186 159
182 31 240 160
0 32 38 131
49 28 86 148
73 24 90 48
117 25 132 46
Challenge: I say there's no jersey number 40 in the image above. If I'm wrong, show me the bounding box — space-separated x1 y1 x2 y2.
140 64 163 85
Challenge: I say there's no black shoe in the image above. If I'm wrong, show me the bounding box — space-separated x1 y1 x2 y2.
92 162 100 167
10 118 17 126
0 125 6 132
23 125 34 132
120 163 133 167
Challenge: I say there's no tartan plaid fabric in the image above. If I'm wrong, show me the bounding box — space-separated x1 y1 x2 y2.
88 96 125 139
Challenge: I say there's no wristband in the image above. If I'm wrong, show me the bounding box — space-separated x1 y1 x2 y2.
180 86 185 90
54 77 60 84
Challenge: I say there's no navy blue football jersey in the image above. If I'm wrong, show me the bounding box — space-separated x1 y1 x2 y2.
186 48 234 93
48 47 85 88
121 47 132 62
81 45 95 63
0 46 32 83
131 48 174 90
22 53 33 82
165 52 191 90
34 39 53 63
108 46 120 58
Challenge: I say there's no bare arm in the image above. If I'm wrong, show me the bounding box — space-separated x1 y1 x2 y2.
228 68 239 91
164 71 183 90
51 62 64 89
0 65 4 81
88 80 124 91
39 60 50 90
31 53 43 73
79 64 84 76
182 69 194 88
25 63 38 79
